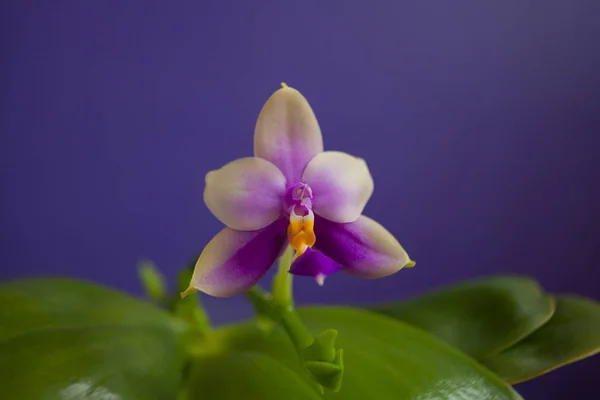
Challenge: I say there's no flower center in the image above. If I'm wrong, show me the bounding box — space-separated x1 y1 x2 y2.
285 183 315 260
284 182 313 212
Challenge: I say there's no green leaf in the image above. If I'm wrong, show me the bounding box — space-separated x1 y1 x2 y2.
188 323 324 400
188 307 522 399
0 278 187 400
482 296 600 383
371 276 555 359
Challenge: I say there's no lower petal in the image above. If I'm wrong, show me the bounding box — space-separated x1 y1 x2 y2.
313 215 412 279
289 247 341 285
185 218 288 297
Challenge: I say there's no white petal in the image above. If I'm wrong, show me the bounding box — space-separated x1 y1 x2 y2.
204 157 286 231
253 85 324 184
302 151 374 223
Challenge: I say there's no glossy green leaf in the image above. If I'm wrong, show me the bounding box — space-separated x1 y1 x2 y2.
482 296 600 383
187 321 323 399
0 279 186 400
190 351 324 400
372 276 555 359
188 307 522 399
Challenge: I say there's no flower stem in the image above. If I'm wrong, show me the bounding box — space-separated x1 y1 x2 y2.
245 248 344 393
246 247 314 350
245 286 313 351
278 307 314 350
174 268 211 336
272 246 294 308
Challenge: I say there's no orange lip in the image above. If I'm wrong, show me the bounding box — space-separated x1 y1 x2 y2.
288 208 316 260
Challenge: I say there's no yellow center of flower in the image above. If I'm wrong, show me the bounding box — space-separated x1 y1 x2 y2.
288 205 316 260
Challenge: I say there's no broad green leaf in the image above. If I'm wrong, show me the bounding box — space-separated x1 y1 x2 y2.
187 320 323 399
190 351 324 400
482 296 600 383
372 276 555 359
188 307 522 399
0 279 186 400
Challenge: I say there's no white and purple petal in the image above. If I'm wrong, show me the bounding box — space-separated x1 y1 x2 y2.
302 151 374 223
253 86 324 184
204 157 287 231
313 215 412 279
185 218 288 297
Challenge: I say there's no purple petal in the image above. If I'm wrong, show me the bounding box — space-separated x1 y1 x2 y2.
289 248 341 285
313 214 412 279
253 85 324 184
302 151 374 223
204 157 287 231
186 218 288 297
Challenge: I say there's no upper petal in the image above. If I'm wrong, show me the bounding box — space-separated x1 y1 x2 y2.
253 85 324 184
204 157 286 231
185 218 288 297
313 214 412 279
302 151 374 223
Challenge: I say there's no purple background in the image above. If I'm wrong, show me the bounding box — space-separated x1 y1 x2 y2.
2 1 599 398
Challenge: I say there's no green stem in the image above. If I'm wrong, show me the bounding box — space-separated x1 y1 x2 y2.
245 249 344 393
175 269 211 336
174 294 211 336
245 248 314 353
246 286 313 350
278 308 314 351
271 246 294 307
245 286 273 319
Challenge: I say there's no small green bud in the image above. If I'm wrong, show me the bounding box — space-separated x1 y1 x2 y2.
304 329 338 362
305 349 344 392
138 260 166 302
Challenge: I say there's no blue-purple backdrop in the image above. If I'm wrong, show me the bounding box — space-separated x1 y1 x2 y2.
2 1 599 398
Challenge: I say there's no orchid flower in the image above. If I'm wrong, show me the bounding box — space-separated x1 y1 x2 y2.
184 83 414 298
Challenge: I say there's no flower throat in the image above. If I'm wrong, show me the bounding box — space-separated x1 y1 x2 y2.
284 183 315 260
